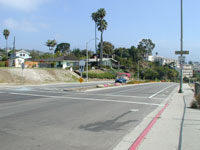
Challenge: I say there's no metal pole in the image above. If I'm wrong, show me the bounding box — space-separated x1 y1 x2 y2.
179 0 183 93
13 36 15 50
138 61 139 80
22 68 24 85
86 42 88 82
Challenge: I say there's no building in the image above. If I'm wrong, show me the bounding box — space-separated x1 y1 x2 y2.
27 55 80 69
193 62 200 71
147 55 178 67
8 50 32 67
10 50 31 59
176 64 193 78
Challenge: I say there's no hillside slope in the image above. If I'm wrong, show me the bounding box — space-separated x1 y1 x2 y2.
0 68 80 84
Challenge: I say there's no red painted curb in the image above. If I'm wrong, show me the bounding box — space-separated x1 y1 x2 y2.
129 103 169 150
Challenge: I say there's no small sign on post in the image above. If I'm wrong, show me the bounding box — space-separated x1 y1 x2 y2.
21 63 25 85
79 77 84 83
178 56 185 65
78 60 85 83
21 62 25 70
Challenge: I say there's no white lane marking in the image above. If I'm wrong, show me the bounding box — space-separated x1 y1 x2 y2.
130 109 139 112
108 83 157 95
0 92 163 106
149 84 176 98
2 89 164 100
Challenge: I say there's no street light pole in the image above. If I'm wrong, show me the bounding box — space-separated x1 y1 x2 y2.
179 0 183 93
137 61 139 80
86 38 99 82
86 42 89 82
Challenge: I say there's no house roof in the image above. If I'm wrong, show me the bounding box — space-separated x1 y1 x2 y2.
27 55 80 62
15 50 30 55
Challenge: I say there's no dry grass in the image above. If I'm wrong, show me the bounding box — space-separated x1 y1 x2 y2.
0 68 79 84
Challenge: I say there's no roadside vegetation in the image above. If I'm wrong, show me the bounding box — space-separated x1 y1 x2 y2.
191 95 200 109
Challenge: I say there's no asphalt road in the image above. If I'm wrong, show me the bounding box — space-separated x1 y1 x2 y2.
0 82 178 150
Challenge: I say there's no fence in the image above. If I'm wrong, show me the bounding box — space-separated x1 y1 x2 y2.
195 82 200 96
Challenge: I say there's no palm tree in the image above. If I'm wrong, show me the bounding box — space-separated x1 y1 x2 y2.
155 52 158 56
3 29 10 56
91 12 98 64
46 39 57 53
91 8 107 65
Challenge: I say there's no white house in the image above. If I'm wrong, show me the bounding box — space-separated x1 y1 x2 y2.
10 50 31 59
148 55 178 67
8 57 25 68
8 50 31 67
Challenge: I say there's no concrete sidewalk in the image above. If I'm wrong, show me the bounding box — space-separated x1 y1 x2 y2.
138 84 200 150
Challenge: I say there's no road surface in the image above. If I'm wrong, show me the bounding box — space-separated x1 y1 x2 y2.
0 82 178 150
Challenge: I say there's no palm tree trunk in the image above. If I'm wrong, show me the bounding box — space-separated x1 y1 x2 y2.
100 31 103 65
95 23 98 65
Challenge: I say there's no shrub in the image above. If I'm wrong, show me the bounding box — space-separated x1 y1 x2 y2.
196 94 200 106
127 80 147 84
82 72 115 79
190 100 199 109
183 77 189 83
0 61 6 67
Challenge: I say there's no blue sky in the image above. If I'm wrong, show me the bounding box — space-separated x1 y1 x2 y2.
0 0 199 62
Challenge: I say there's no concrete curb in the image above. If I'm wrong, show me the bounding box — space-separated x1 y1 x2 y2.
113 84 178 150
137 84 192 150
85 82 159 92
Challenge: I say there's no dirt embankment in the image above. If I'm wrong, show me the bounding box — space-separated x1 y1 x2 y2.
0 68 80 85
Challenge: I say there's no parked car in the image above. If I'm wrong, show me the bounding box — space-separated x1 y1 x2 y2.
115 77 127 83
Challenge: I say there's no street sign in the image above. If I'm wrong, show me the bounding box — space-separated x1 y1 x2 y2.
79 77 84 83
175 51 189 55
79 60 85 66
79 66 84 73
178 56 185 64
79 60 85 73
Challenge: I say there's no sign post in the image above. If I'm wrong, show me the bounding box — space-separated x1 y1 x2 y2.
174 0 190 93
79 60 85 83
21 62 25 85
175 51 189 93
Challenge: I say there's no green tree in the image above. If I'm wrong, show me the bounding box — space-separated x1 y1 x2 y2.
128 46 142 62
98 41 114 56
55 43 70 55
92 8 108 65
46 40 57 53
143 68 159 80
189 61 193 65
30 50 40 59
72 48 82 58
114 47 132 67
40 53 54 59
168 69 179 81
114 47 129 58
137 39 155 59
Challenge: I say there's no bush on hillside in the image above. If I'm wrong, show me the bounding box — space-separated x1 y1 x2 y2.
0 61 6 67
82 72 115 79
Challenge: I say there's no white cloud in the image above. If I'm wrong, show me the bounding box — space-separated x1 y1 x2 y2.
0 0 48 11
3 18 49 32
